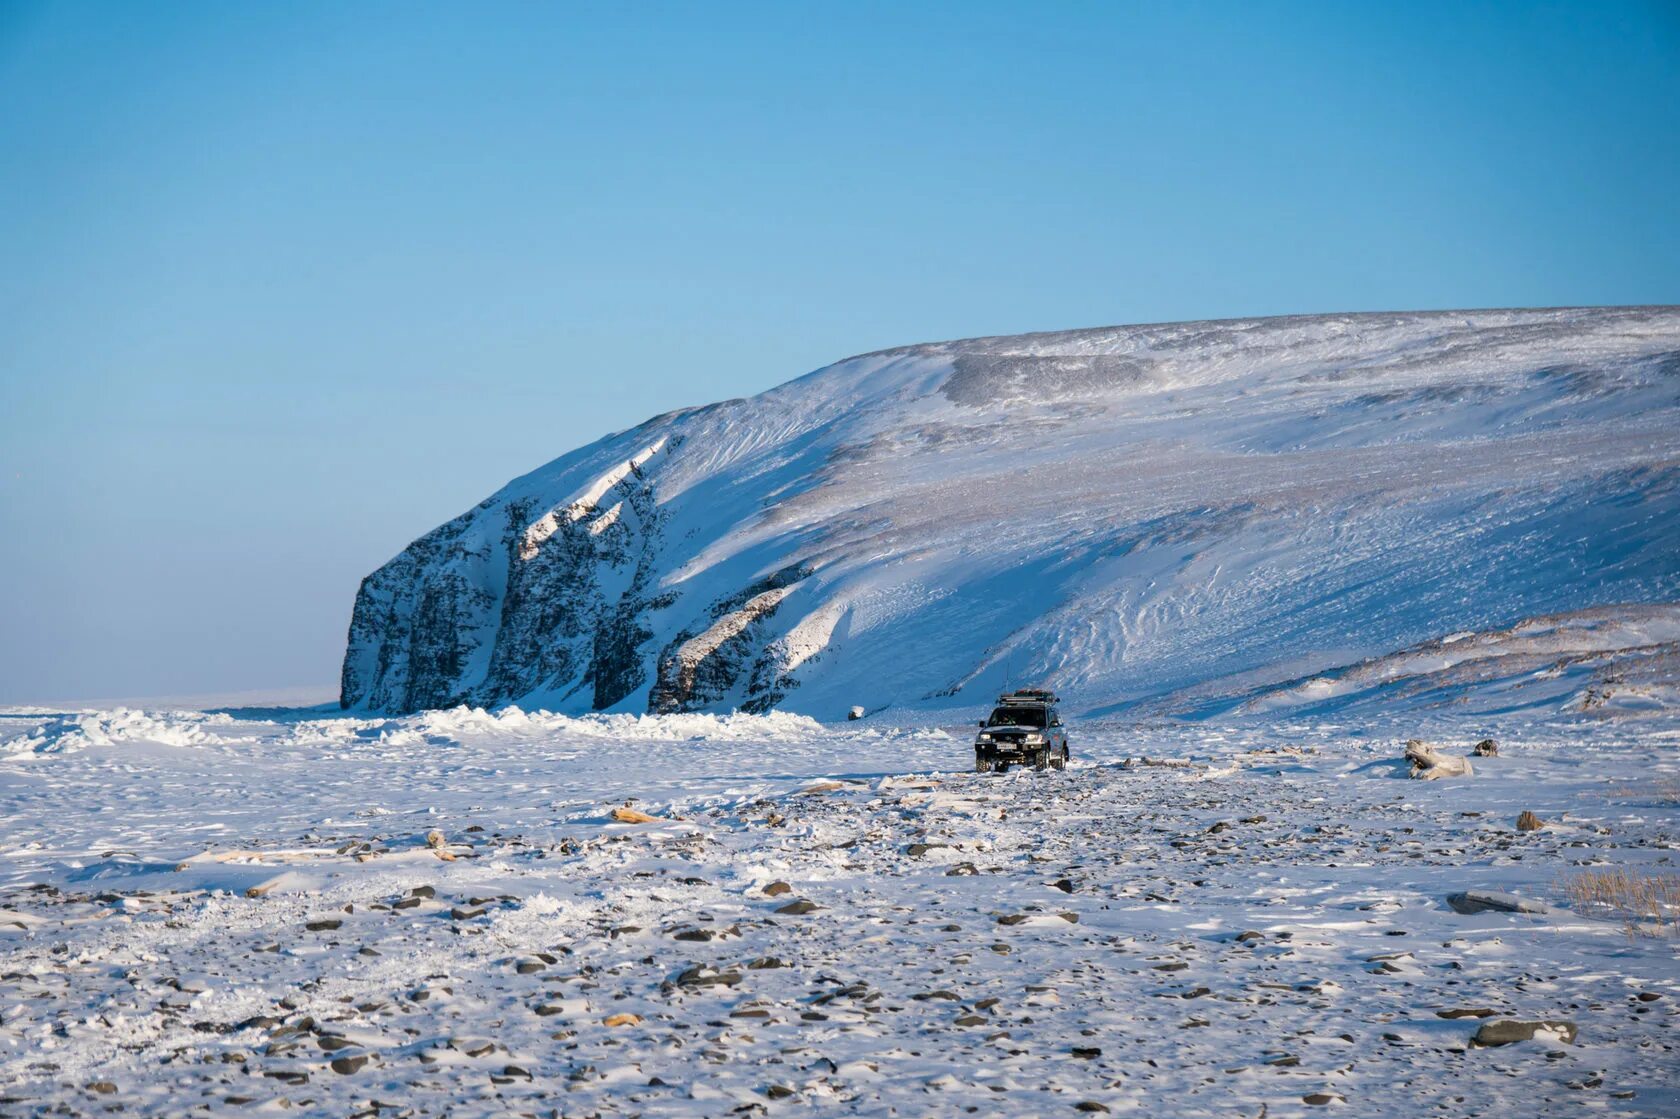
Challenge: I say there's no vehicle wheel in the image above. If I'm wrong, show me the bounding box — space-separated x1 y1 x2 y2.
1033 748 1050 771
1050 747 1067 770
974 756 992 773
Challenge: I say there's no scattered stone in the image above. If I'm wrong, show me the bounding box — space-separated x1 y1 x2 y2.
1436 1008 1497 1019
329 1054 371 1075
1050 878 1075 893
1303 1092 1344 1105
450 906 487 921
747 957 787 970
305 919 342 932
766 1084 797 1099
954 1014 988 1026
776 899 820 915
1446 890 1548 915
906 842 950 857
1473 738 1499 757
676 965 743 988
1516 810 1543 832
86 1082 117 1095
603 1013 642 1027
763 881 793 897
1472 1019 1578 1047
411 885 436 898
1071 1046 1100 1059
515 957 547 974
946 862 979 876
264 1070 309 1085
1074 1103 1110 1113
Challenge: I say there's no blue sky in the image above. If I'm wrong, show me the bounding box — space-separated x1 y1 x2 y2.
2 1 1677 704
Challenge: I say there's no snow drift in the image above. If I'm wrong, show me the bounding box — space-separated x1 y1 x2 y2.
340 307 1680 719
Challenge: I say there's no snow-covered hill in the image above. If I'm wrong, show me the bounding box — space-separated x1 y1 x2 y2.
340 307 1680 719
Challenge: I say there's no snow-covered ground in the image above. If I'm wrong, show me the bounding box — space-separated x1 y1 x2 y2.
5 308 1677 1114
2 703 1676 1116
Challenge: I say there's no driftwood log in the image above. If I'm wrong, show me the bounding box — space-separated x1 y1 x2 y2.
1404 739 1473 780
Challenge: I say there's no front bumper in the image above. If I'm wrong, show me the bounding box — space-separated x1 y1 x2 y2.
976 738 1041 756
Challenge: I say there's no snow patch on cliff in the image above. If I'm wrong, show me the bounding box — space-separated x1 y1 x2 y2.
518 436 667 559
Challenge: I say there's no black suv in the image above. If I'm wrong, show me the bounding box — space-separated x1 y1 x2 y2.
974 690 1069 772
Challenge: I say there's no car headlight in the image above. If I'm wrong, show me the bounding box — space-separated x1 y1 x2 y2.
1025 734 1045 744
977 733 992 742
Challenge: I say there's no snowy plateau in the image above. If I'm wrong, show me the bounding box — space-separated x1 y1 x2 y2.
3 306 1679 1117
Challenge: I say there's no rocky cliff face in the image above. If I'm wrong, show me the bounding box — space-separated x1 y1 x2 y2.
341 307 1680 718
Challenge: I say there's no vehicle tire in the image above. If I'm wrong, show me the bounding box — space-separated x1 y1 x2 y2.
974 756 991 773
1050 747 1067 770
1033 748 1050 771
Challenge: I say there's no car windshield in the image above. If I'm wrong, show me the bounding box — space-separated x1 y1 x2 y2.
987 707 1046 727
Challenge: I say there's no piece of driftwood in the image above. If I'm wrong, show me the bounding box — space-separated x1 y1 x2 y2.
1404 740 1473 780
244 874 288 898
175 847 339 872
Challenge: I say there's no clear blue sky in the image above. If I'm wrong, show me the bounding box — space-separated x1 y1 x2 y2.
2 1 1677 705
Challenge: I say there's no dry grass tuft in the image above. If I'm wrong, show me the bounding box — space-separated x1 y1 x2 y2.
1606 776 1680 806
1560 868 1680 938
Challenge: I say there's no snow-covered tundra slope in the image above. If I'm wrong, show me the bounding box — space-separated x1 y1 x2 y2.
341 307 1680 719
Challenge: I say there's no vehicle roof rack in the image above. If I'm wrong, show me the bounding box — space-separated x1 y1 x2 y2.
997 689 1058 704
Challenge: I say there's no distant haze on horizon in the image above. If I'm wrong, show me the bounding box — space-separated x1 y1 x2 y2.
2 1 1678 705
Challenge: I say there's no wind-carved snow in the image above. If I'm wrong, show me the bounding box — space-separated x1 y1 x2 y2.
1 708 237 757
341 307 1680 718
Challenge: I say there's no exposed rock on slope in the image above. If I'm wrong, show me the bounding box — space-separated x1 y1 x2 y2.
341 307 1680 717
